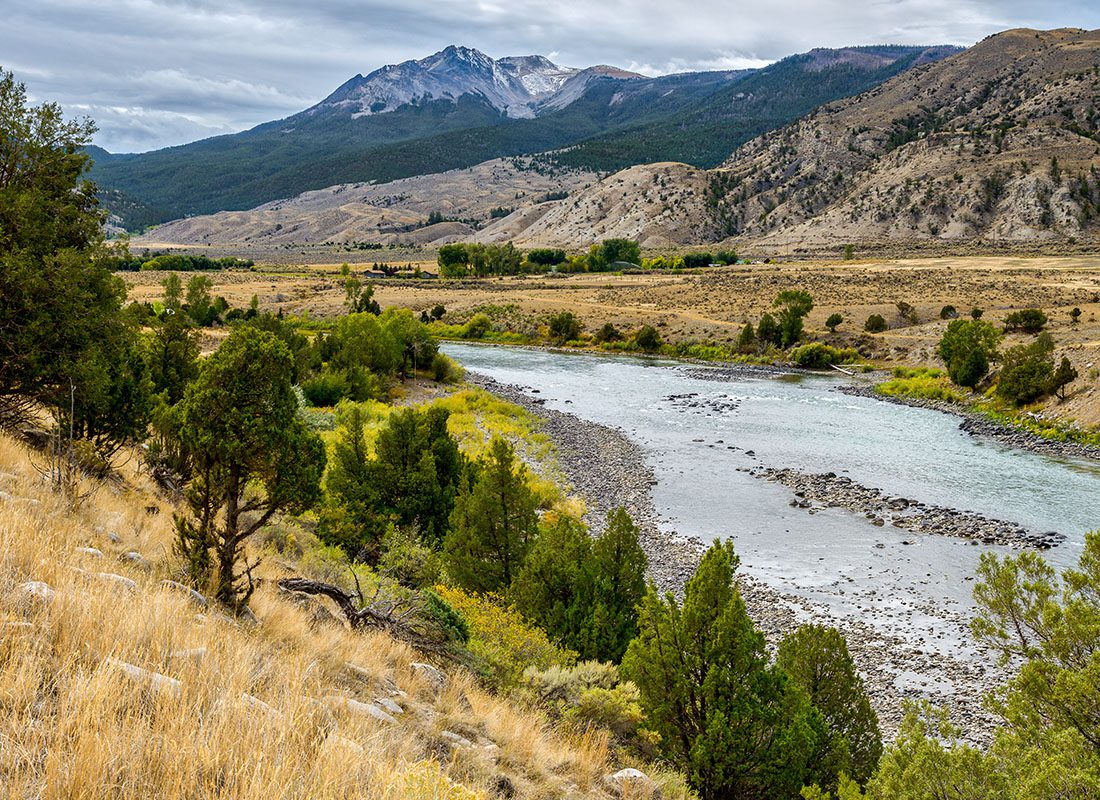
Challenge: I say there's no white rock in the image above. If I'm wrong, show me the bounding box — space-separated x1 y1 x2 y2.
374 696 404 715
75 546 104 559
324 695 397 724
15 581 55 604
239 692 281 717
94 572 138 593
105 657 182 698
411 661 447 693
440 730 473 747
161 580 208 607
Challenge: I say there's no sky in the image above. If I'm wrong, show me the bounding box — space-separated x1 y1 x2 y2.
4 0 1098 153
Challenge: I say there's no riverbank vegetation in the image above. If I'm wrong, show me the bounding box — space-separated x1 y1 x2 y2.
874 315 1099 448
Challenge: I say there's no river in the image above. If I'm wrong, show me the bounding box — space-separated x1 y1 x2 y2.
444 342 1100 668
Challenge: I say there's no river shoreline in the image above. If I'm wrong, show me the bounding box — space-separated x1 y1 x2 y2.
466 371 1004 745
449 339 1100 464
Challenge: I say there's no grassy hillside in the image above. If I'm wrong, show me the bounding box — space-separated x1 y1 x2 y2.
0 427 685 799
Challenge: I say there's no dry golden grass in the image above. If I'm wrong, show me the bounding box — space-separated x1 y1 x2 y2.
0 434 675 799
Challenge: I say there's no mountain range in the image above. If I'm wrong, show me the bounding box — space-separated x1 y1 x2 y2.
91 43 957 229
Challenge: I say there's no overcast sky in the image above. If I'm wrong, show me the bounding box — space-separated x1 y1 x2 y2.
4 0 1097 153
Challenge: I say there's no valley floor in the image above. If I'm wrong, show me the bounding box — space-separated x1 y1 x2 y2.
121 255 1100 427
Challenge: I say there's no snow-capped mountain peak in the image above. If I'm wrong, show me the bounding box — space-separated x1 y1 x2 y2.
312 46 636 119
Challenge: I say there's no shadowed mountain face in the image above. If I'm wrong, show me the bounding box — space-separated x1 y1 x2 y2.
90 44 956 230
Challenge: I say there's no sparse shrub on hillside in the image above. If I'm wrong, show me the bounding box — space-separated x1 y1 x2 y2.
895 301 918 325
940 305 959 320
1070 307 1082 325
825 313 844 333
1003 308 1048 334
864 314 888 333
971 308 984 319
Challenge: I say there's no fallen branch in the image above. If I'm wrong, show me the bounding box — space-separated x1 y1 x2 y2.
277 576 459 660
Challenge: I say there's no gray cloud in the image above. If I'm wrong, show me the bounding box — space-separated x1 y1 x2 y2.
4 0 1097 152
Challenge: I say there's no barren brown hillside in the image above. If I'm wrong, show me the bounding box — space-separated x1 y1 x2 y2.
710 28 1100 252
139 158 597 247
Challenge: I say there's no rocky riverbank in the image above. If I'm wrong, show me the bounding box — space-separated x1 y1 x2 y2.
466 372 1003 745
750 466 1064 549
841 384 1100 462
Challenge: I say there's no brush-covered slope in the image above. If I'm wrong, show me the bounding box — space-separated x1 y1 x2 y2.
708 28 1100 251
475 163 719 247
139 157 598 246
0 432 679 799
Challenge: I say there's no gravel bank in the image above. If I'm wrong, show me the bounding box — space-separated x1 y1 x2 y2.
750 466 1064 549
467 372 1003 745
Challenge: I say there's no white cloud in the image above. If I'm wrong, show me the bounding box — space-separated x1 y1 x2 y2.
3 0 1097 151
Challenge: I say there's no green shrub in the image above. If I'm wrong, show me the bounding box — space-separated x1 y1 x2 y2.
825 313 843 333
940 305 959 320
593 322 623 343
864 314 888 333
300 372 347 407
547 311 583 343
788 343 858 368
462 313 493 339
430 352 463 383
1003 308 1048 333
996 332 1055 405
633 325 663 352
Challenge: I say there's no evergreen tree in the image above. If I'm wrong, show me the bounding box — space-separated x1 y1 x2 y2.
757 313 781 346
622 540 821 799
586 508 648 662
167 327 325 607
146 310 199 405
825 313 844 333
737 322 757 353
510 514 593 649
1050 355 1078 400
444 437 539 592
0 68 151 450
777 624 883 787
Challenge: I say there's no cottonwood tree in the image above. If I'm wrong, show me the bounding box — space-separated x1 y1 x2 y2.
168 327 325 607
774 290 814 347
938 319 1001 388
